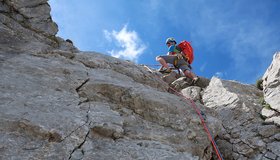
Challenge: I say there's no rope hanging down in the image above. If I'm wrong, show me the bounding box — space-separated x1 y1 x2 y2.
168 86 224 160
142 64 224 159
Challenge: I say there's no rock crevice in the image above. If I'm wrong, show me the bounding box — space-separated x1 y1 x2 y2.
1 1 280 159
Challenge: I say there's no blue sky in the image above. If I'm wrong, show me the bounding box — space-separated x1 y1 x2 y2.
49 0 280 84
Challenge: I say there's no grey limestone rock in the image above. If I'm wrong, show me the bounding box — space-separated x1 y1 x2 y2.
1 0 280 159
202 77 280 159
262 52 280 126
0 51 220 159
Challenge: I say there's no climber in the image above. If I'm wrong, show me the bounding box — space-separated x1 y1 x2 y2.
156 37 199 84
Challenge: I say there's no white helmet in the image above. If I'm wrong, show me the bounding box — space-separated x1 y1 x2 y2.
165 37 176 44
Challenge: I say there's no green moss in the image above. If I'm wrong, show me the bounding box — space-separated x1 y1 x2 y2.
259 96 271 109
263 104 271 109
259 97 265 105
256 79 263 90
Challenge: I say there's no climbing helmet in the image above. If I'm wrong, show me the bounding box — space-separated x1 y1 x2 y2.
166 37 176 44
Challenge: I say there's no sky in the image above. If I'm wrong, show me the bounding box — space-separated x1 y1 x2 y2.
49 0 280 84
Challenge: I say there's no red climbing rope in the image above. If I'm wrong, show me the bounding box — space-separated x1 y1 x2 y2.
141 64 224 159
168 86 224 160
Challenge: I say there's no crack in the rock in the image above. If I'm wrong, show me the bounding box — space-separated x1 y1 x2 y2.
2 0 57 42
18 2 49 10
60 103 91 142
76 78 90 92
78 99 89 106
202 145 212 160
3 0 47 20
263 107 280 119
76 77 90 105
64 102 91 159
68 122 91 160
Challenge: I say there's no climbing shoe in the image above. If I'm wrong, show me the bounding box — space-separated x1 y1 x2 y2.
159 68 171 73
192 76 199 84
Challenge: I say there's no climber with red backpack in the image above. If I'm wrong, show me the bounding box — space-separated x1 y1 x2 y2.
156 37 199 84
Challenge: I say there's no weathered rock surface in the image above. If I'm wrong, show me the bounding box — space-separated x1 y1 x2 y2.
1 0 280 159
0 50 223 159
202 77 280 160
262 52 280 126
170 76 210 92
0 0 77 55
0 1 222 158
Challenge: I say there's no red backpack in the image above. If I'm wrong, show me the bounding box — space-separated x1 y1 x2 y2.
177 40 194 64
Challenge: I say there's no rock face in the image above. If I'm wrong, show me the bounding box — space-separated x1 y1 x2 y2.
1 1 221 159
262 52 280 126
1 1 280 160
0 0 77 55
1 51 222 159
202 77 280 160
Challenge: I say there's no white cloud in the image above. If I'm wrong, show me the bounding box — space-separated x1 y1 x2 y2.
103 30 112 42
103 25 146 62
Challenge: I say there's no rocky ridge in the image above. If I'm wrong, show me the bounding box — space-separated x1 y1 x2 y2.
0 1 279 160
262 52 280 125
